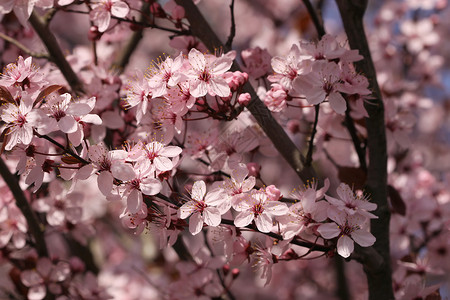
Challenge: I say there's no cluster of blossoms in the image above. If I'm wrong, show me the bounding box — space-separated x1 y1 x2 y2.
261 34 371 114
0 0 449 299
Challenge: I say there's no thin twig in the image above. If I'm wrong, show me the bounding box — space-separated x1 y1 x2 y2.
0 158 48 257
225 0 236 49
305 104 320 167
301 0 326 38
0 32 49 59
113 1 150 72
344 103 367 171
28 11 84 94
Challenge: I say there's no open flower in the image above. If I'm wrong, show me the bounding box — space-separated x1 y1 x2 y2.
179 180 228 235
317 210 376 258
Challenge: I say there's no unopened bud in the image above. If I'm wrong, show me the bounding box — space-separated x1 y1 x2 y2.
238 93 251 106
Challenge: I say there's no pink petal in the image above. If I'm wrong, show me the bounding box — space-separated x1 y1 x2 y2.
203 207 221 227
189 212 204 235
209 78 230 97
140 178 162 195
188 48 206 71
317 223 340 239
111 1 129 18
337 235 354 258
154 156 173 172
191 181 206 201
351 230 376 247
97 171 113 196
159 146 182 157
234 211 253 227
127 189 142 213
58 116 78 133
255 213 273 232
328 92 347 115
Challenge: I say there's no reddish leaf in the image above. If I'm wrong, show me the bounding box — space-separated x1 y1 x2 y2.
337 166 367 190
388 185 406 216
61 154 81 165
33 85 63 106
0 86 15 104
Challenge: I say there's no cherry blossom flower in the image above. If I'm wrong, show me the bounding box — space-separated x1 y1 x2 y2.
268 44 312 90
130 140 182 174
317 210 376 258
291 60 347 114
325 183 378 219
90 0 130 33
241 47 272 78
1 94 42 151
32 180 83 226
0 205 28 249
20 257 70 300
234 191 288 233
121 163 162 213
187 48 233 98
0 56 47 92
147 53 185 97
179 180 228 235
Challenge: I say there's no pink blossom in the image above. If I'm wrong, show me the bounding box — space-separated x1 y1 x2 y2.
291 60 347 114
20 257 70 300
90 0 130 33
187 48 233 98
1 94 42 151
241 47 272 78
234 191 288 233
263 84 288 112
0 56 47 92
178 180 228 235
317 210 376 258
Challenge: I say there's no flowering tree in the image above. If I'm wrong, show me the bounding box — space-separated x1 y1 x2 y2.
0 0 449 299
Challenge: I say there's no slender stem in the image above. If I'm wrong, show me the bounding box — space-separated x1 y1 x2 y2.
34 132 90 165
0 32 49 59
305 104 320 167
28 11 84 94
113 2 150 72
344 104 367 171
225 0 236 49
0 158 48 257
335 1 392 299
301 0 326 38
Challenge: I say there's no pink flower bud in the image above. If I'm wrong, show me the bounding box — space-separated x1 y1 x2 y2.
88 26 102 41
238 93 251 106
231 268 240 279
222 264 230 276
265 185 281 201
247 162 261 177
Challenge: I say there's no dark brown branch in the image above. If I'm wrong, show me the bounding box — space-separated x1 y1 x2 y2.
28 11 84 94
225 0 236 49
113 2 150 72
335 1 393 299
0 158 48 257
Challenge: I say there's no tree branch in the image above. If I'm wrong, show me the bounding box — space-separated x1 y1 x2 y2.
0 32 49 59
335 1 393 299
28 11 84 94
113 2 150 72
0 158 48 257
